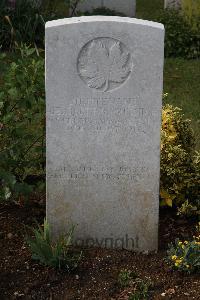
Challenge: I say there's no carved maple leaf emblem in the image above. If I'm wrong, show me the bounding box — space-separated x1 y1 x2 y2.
79 40 131 92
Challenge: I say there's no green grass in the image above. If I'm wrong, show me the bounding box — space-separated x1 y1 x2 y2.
164 58 200 149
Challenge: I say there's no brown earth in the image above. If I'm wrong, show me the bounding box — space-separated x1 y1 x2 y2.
0 202 199 300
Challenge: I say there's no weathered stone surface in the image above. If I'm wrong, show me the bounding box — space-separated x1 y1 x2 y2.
75 0 136 17
164 0 181 9
46 16 164 251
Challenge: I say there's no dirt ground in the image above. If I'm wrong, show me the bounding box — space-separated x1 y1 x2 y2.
0 202 199 300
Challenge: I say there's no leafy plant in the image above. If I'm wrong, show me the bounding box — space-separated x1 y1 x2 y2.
167 230 200 273
0 45 45 202
118 269 152 299
155 9 200 58
26 219 82 270
177 198 200 217
160 104 200 215
40 0 69 18
0 0 82 50
128 278 152 300
0 0 45 50
118 269 137 287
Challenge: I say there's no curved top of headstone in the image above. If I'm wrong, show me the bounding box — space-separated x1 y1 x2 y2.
46 16 164 31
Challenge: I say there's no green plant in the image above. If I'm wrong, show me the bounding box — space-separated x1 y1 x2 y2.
155 9 200 58
118 270 152 299
0 45 45 202
118 269 137 287
128 278 152 300
26 219 82 270
160 104 200 215
0 0 82 50
167 232 200 273
0 0 45 50
41 0 69 18
177 198 200 217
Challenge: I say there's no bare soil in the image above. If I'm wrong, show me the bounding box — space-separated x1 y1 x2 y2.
0 203 199 300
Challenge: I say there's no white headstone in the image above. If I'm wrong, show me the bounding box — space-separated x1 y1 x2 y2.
46 16 164 251
74 0 136 17
164 0 181 9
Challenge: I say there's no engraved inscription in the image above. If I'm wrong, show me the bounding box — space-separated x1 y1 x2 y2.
47 97 157 133
77 38 132 92
48 164 149 182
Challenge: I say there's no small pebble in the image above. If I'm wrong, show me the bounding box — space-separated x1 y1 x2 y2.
14 291 24 297
167 288 175 295
7 233 13 239
161 292 166 297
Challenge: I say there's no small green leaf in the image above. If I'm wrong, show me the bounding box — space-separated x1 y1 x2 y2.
8 87 18 99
